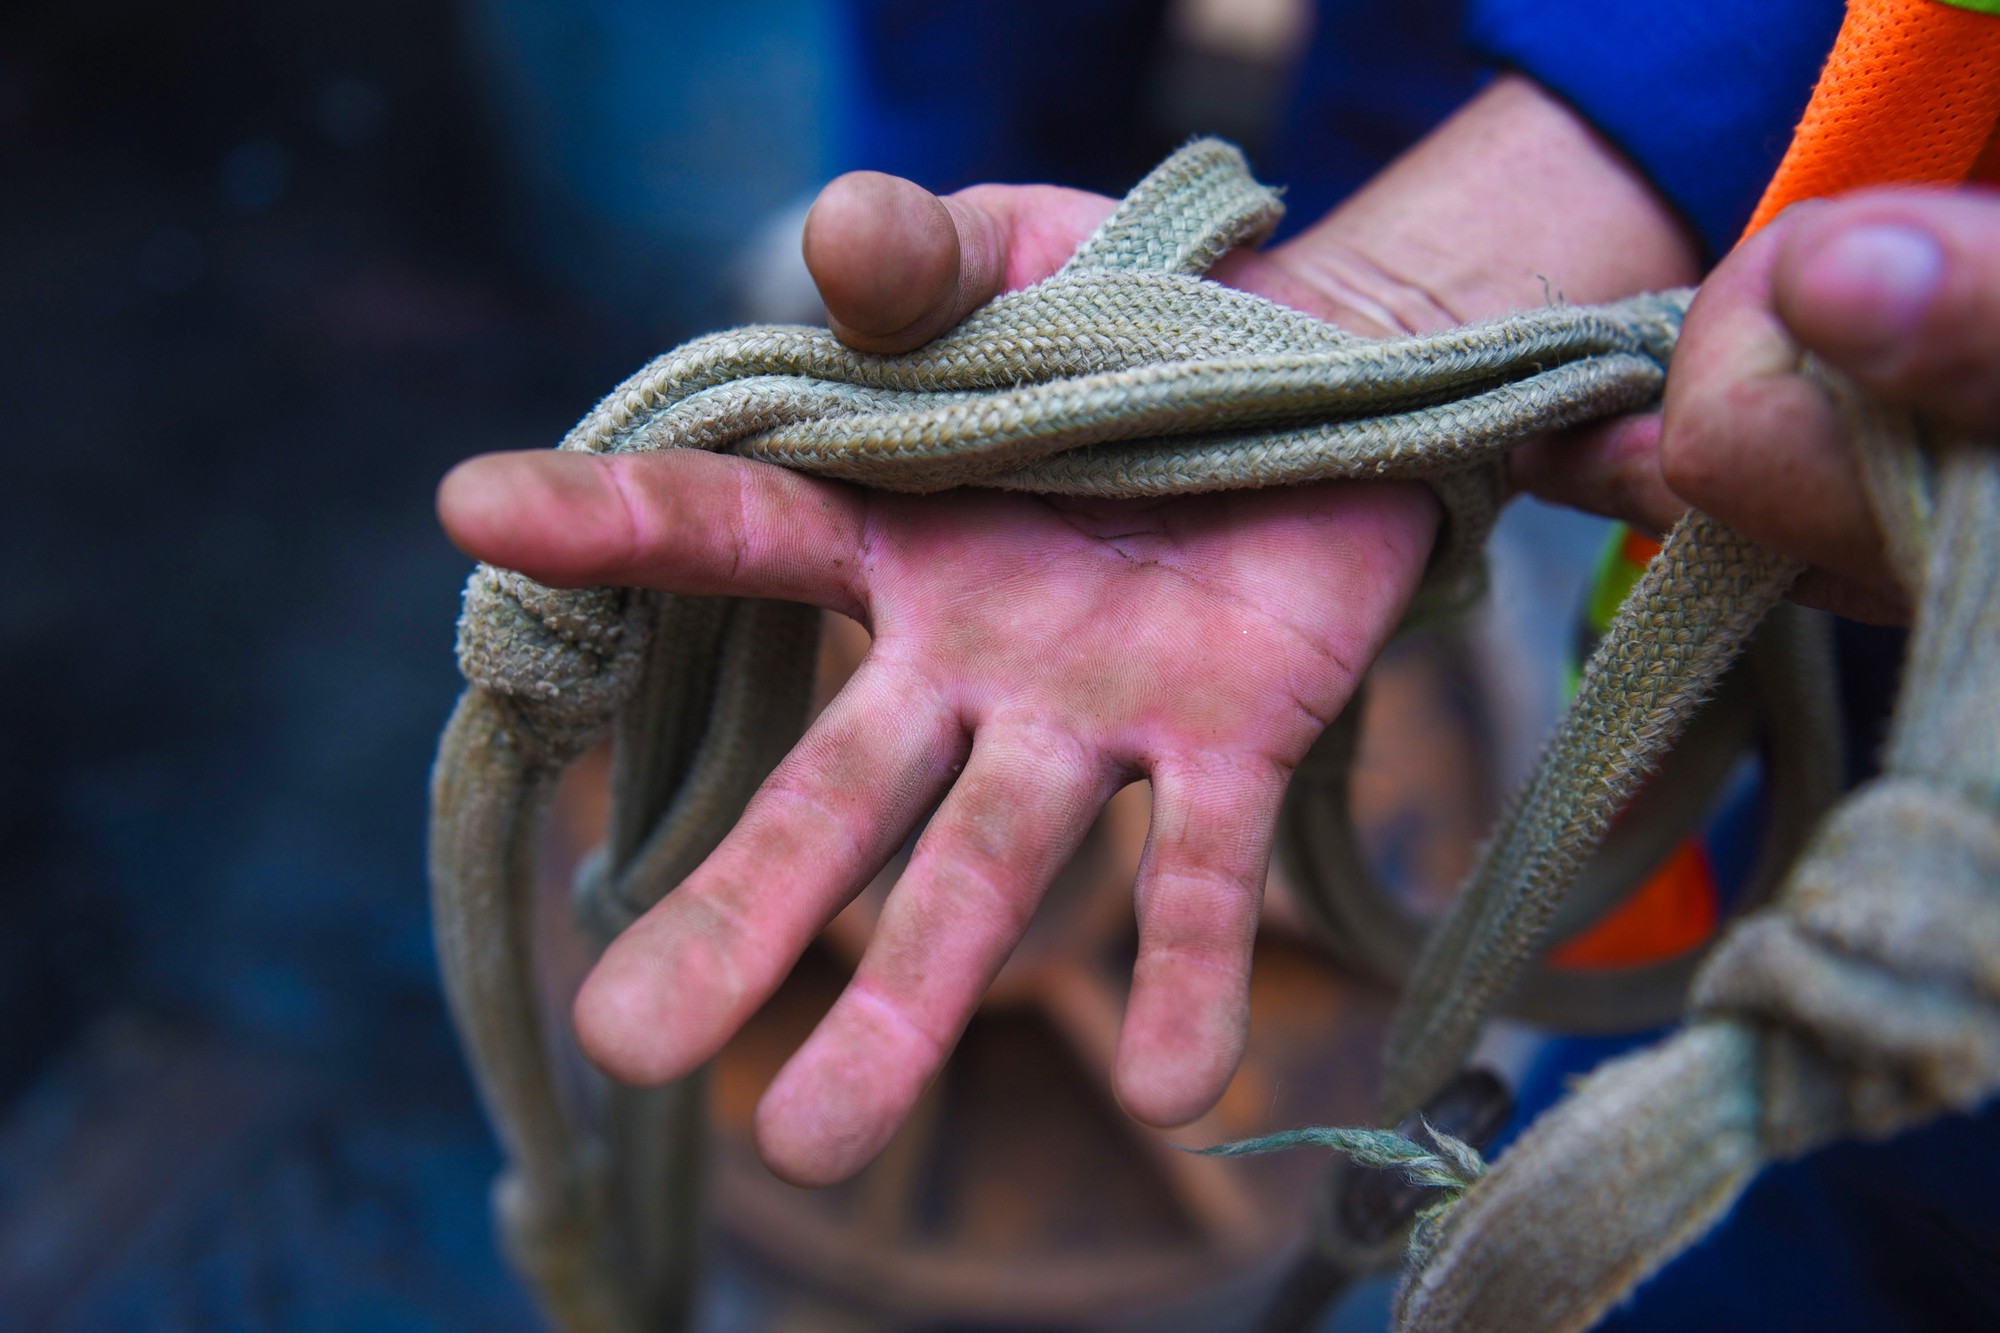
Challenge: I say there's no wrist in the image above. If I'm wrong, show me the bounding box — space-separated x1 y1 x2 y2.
1219 235 1463 338
1265 74 1704 333
1211 182 1466 339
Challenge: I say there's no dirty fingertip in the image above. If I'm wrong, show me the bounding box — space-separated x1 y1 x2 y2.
804 170 960 347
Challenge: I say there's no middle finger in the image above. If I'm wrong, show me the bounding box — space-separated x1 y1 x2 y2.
753 719 1111 1185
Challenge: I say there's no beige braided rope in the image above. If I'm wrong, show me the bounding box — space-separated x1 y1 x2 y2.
1378 513 1806 1120
1397 398 2000 1332
429 139 1841 1333
1281 598 1840 1040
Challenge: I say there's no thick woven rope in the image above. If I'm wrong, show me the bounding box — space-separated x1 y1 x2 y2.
428 138 1965 1333
451 140 1690 773
1168 390 2000 1333
1379 6 2000 1316
1281 597 1840 1040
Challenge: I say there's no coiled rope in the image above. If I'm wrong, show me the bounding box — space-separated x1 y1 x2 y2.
429 140 1948 1333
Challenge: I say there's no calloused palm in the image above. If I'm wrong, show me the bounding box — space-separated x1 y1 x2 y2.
439 170 1440 1187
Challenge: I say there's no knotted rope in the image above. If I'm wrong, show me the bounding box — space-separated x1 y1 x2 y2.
429 139 1924 1333
1393 395 2000 1332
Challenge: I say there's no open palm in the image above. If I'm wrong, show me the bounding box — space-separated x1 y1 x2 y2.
439 172 1438 1186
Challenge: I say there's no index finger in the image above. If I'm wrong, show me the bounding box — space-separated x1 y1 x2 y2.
437 447 871 619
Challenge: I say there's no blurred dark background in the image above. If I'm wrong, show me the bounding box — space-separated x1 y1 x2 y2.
0 0 648 1325
0 2 1347 1328
0 0 854 1321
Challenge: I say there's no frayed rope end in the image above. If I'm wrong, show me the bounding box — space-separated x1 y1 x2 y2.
1184 1119 1486 1194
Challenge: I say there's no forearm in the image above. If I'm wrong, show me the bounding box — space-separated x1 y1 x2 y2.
1225 74 1706 338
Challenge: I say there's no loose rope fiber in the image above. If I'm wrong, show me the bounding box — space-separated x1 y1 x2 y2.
428 139 1932 1333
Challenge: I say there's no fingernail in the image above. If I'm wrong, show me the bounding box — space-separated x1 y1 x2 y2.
1802 222 1944 346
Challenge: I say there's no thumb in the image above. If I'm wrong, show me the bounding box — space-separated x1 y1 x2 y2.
1656 204 1889 587
802 172 1113 354
1774 188 2000 433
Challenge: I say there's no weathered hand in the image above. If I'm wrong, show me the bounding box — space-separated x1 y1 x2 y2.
439 73 1704 1186
446 441 1429 1184
440 169 1439 1187
1512 187 2000 623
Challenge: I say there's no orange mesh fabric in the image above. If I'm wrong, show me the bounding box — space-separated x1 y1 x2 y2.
1745 0 2000 234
